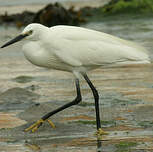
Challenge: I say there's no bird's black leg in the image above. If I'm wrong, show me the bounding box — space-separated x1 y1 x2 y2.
82 73 107 136
25 79 82 132
41 78 82 120
82 73 101 130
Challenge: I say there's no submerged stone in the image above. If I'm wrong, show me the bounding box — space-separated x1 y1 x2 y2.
13 76 35 83
0 87 40 111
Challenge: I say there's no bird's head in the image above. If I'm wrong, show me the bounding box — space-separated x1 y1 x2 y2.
1 23 47 48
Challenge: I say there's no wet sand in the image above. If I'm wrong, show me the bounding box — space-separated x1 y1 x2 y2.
0 55 153 151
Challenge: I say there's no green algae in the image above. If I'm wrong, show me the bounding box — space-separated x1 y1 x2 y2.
138 121 153 128
115 141 137 152
102 0 153 15
79 102 95 107
74 120 116 127
13 76 34 83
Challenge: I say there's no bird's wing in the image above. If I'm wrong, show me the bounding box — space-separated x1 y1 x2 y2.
50 25 147 51
50 26 150 67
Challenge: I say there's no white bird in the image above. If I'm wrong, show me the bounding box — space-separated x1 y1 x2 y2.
1 23 150 135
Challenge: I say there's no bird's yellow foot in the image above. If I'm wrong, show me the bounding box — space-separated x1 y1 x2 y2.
96 128 108 136
95 128 108 140
24 119 55 133
47 119 56 128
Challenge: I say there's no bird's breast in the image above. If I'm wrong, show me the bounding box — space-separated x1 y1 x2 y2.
22 42 53 68
22 41 74 71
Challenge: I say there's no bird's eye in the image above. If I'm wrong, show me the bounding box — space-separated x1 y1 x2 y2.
28 30 33 35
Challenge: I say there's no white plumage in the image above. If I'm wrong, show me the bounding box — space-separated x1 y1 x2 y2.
21 24 150 76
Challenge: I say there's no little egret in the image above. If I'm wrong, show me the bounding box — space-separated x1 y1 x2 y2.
1 23 150 135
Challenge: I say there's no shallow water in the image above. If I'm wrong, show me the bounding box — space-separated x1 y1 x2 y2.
0 0 109 15
0 0 96 6
0 15 153 152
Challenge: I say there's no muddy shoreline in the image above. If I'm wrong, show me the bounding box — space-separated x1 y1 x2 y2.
0 55 152 151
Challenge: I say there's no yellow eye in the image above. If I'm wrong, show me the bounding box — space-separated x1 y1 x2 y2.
29 30 33 35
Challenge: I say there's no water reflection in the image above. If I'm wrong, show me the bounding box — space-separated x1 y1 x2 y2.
97 139 102 152
24 136 104 152
25 143 41 151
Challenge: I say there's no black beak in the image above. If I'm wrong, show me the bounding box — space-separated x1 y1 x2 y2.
1 34 28 48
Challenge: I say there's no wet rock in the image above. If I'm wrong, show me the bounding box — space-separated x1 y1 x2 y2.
33 3 84 27
0 87 40 111
79 7 95 18
0 11 35 27
77 0 153 19
0 3 85 27
18 103 54 122
101 0 153 15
